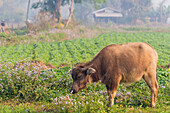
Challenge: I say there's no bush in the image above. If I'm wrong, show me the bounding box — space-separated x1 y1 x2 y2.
0 61 71 102
14 29 29 35
0 32 10 37
0 60 169 112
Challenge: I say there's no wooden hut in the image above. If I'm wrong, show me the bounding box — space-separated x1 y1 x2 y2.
93 7 123 24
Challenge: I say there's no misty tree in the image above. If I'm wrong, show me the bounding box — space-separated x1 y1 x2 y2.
66 0 106 26
66 0 106 27
65 0 74 27
74 1 93 24
104 0 121 10
120 0 152 24
74 0 153 24
157 0 170 23
147 0 170 23
32 0 81 21
26 0 31 25
32 0 106 22
73 0 104 24
164 6 170 23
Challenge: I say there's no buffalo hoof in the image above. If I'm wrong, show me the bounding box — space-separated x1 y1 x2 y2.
108 104 112 107
150 105 156 108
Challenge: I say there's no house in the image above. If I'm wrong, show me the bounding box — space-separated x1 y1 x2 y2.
93 7 123 24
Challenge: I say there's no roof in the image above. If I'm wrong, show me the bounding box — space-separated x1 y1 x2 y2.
93 7 121 14
93 7 123 18
95 13 123 17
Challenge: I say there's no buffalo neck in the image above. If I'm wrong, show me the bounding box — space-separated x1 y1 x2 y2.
84 55 102 82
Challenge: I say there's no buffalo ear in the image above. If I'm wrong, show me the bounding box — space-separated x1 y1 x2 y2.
87 68 96 75
69 69 72 75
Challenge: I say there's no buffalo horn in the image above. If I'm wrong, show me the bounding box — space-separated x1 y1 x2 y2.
81 64 93 71
72 64 74 69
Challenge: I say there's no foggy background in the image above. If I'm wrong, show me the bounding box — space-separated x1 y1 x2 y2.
0 0 170 25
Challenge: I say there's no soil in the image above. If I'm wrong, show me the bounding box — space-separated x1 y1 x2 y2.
32 61 56 70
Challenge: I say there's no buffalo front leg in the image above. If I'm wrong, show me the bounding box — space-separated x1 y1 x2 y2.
106 85 115 107
108 90 117 107
107 77 121 107
106 85 110 96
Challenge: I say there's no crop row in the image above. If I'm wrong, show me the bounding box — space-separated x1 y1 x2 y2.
0 32 169 67
0 60 169 112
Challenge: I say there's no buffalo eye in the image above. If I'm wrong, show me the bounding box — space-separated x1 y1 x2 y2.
77 75 83 80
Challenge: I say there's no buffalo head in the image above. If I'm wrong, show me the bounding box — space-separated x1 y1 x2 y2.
69 65 96 94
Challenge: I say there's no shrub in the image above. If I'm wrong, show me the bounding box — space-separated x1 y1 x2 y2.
14 29 29 35
0 61 71 102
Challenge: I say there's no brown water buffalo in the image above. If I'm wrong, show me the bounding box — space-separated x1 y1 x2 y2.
69 42 158 108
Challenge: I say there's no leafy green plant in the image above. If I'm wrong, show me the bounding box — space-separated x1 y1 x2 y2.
0 61 169 112
0 32 169 67
0 33 10 37
1 31 170 112
14 29 29 35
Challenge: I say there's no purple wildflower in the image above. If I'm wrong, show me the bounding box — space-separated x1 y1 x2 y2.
161 86 165 88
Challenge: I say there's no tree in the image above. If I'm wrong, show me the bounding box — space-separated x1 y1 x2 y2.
164 6 170 23
66 0 106 26
158 0 170 23
148 0 170 23
32 0 81 22
32 0 106 23
26 0 31 28
65 0 74 27
120 0 152 24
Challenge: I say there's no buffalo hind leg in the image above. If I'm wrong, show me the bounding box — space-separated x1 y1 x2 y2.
143 72 159 108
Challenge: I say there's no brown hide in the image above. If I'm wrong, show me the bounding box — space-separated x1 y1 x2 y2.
70 42 158 107
85 42 158 87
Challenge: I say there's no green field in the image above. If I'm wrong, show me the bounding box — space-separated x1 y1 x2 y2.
0 32 170 66
0 32 170 112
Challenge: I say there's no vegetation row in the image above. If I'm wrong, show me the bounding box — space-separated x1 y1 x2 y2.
0 32 169 112
0 32 170 67
0 61 169 112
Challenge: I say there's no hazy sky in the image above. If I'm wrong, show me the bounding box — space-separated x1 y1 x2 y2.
17 0 170 20
61 0 170 19
152 0 170 8
1 0 170 21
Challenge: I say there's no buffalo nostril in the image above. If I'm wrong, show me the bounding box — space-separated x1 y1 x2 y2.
70 89 73 94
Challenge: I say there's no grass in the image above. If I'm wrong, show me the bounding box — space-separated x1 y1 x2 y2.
0 60 169 112
0 28 170 112
120 27 152 31
0 31 67 46
0 32 170 67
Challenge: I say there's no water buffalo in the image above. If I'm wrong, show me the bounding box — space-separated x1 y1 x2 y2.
69 42 158 107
